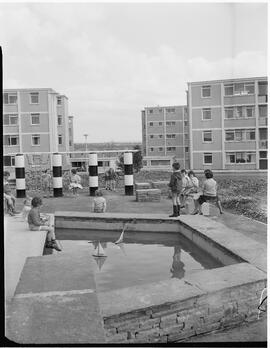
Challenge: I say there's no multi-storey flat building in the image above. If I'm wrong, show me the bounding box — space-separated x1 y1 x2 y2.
141 105 189 170
187 77 268 171
3 88 74 173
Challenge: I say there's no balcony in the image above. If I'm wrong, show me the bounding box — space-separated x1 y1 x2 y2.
259 140 268 149
259 117 268 126
258 95 268 104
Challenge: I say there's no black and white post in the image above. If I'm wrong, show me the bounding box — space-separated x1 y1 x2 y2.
15 154 26 198
52 153 63 197
124 152 134 195
89 153 98 196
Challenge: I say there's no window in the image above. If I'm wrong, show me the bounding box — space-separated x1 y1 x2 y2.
4 135 19 146
150 135 154 139
148 109 153 114
31 113 40 125
167 147 176 151
225 107 234 119
225 131 235 141
3 114 18 125
159 109 163 113
150 147 154 152
227 82 255 96
158 122 163 126
149 122 154 126
58 115 62 126
202 108 211 120
236 106 243 118
69 140 72 146
184 120 188 126
259 105 267 117
246 130 255 140
203 131 212 142
32 134 40 146
3 93 17 104
224 84 233 96
57 97 62 105
58 135 63 145
246 107 254 118
204 153 212 164
226 153 236 164
185 147 189 152
4 156 15 166
30 92 39 104
202 85 211 98
166 108 175 113
258 82 268 96
166 134 176 139
235 130 243 141
159 134 163 138
158 147 163 152
260 151 267 159
225 129 255 141
166 121 176 126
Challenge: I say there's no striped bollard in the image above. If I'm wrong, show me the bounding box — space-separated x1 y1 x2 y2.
52 153 63 197
89 153 98 196
15 154 26 198
124 152 134 195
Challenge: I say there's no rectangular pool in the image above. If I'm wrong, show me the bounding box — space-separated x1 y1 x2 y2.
55 229 228 292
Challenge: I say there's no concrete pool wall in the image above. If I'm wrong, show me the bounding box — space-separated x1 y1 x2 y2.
53 211 267 343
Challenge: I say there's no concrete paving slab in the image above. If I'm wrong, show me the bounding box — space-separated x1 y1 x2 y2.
6 292 105 344
4 216 47 301
14 251 97 295
98 278 205 317
184 263 266 293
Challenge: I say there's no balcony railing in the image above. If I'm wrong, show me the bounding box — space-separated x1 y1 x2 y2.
259 117 268 126
258 95 268 103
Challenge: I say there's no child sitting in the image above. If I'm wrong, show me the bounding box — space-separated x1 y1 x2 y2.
28 196 61 251
69 169 82 196
4 171 20 216
21 195 32 221
92 190 106 213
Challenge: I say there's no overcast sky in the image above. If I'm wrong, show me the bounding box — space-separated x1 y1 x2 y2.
0 2 267 143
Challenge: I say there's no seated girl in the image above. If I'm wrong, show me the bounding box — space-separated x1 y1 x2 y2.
192 170 223 215
28 196 61 251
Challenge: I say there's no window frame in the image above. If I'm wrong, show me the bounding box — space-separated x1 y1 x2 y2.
3 114 18 125
31 134 41 146
202 108 212 121
4 93 17 104
30 92 39 104
202 130 213 143
57 97 62 105
203 153 213 165
58 134 63 145
226 151 256 164
4 135 19 146
57 115 63 126
31 113 40 125
201 85 211 98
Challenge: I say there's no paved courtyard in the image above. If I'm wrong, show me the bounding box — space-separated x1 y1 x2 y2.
5 187 267 343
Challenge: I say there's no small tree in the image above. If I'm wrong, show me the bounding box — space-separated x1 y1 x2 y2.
116 145 143 173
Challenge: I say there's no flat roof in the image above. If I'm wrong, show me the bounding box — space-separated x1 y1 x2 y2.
4 88 59 94
187 76 267 86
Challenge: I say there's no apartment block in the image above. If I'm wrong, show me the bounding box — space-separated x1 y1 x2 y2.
141 105 189 170
3 88 74 172
187 77 268 171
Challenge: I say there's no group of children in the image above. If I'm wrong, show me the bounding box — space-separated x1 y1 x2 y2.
168 162 223 217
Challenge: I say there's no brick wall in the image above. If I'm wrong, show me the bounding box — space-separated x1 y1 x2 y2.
136 189 161 202
103 279 265 343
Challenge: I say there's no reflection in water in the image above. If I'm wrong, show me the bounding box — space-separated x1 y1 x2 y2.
170 246 185 279
93 256 107 270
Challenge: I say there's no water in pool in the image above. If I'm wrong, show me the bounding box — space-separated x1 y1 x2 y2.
57 229 224 292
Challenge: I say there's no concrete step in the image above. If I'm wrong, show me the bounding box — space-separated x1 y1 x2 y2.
6 250 106 344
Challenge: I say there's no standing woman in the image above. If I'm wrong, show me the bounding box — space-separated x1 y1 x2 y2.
168 162 182 217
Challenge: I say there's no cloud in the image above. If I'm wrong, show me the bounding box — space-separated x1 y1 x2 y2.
0 3 267 142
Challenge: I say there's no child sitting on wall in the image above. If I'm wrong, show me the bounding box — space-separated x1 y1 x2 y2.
92 190 106 213
28 196 61 251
